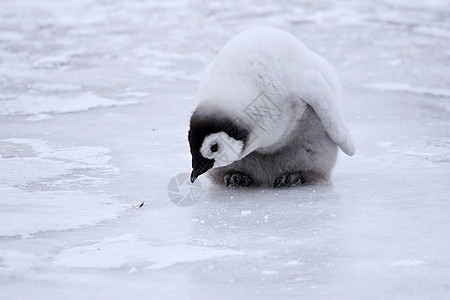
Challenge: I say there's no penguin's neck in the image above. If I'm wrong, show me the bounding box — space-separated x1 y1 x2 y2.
195 96 307 158
242 98 308 156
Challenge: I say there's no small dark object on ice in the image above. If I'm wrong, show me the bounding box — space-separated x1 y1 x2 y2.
134 201 145 208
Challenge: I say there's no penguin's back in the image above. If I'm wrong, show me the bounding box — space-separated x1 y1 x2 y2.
196 27 340 111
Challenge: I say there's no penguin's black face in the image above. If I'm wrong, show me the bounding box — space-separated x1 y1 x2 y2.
188 112 249 183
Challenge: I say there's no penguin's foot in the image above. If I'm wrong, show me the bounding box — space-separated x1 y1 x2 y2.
224 172 252 188
273 172 306 188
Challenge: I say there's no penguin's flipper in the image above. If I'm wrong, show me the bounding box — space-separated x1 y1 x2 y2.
296 72 355 156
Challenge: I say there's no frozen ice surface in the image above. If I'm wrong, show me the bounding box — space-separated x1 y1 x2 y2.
0 0 449 299
0 93 137 116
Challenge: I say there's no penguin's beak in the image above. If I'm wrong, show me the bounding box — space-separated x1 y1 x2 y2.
190 157 214 183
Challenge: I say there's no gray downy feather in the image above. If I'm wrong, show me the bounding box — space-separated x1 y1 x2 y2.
207 105 338 186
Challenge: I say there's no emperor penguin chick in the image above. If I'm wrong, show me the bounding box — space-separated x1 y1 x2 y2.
188 28 355 188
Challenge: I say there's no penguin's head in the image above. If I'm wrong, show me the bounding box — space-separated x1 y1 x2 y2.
188 111 248 183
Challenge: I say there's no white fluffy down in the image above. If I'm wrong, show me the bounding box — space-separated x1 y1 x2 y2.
200 132 244 167
195 27 355 156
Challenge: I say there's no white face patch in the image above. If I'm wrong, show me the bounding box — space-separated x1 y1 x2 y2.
200 132 244 168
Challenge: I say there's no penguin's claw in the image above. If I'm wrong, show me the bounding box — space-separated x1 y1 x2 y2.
224 172 252 188
273 172 306 188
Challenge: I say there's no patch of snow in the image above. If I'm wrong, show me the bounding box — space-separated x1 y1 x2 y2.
25 114 53 121
366 82 450 98
118 91 150 98
390 260 427 267
261 270 278 275
413 26 450 39
53 234 243 270
0 250 43 278
377 141 393 148
436 101 450 113
30 83 83 93
240 210 252 216
283 260 300 267
0 139 124 237
0 93 137 116
0 187 124 237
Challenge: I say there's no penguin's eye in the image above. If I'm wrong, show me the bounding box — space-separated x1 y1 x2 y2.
210 143 218 153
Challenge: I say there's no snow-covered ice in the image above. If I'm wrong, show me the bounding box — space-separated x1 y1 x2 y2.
0 93 137 116
0 0 449 299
